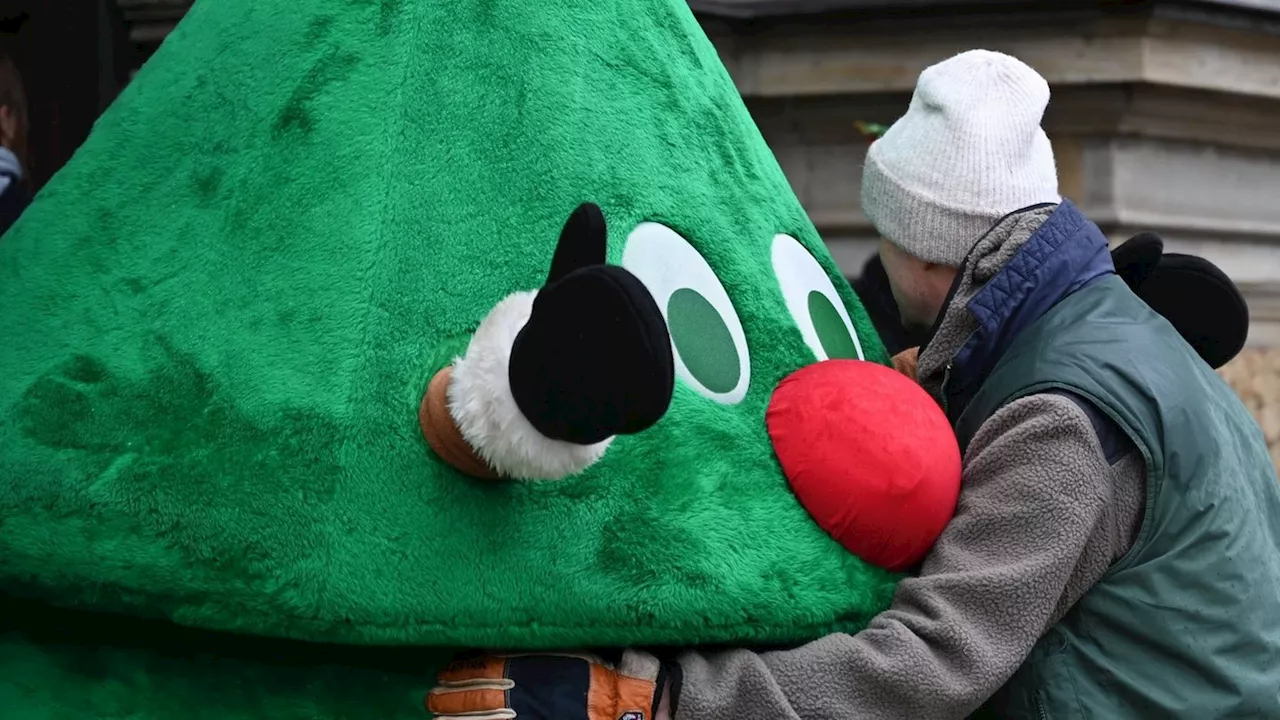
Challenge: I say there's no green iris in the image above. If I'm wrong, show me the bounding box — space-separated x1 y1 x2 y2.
667 288 739 393
808 291 858 360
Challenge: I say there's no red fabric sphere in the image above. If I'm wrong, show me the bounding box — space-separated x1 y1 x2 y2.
766 359 962 571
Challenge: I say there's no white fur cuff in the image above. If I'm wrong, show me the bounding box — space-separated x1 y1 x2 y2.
447 290 613 480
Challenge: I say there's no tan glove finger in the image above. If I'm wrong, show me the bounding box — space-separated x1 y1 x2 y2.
891 347 920 380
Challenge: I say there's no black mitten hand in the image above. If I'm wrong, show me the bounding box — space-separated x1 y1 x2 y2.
508 203 675 445
1113 232 1249 369
1112 232 1164 291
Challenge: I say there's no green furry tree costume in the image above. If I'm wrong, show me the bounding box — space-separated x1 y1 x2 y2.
0 0 964 716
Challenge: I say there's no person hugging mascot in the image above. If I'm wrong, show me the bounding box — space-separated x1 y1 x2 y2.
0 0 1248 718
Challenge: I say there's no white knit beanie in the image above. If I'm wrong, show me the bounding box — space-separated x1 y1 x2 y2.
861 49 1060 267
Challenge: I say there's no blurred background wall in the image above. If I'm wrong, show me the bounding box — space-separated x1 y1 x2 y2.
690 0 1280 465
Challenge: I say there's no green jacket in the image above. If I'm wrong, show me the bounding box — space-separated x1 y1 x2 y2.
961 274 1280 718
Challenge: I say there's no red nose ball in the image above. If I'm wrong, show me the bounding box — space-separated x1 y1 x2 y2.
767 359 962 572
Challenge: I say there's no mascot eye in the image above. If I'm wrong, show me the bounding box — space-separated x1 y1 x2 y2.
622 222 750 404
771 233 864 362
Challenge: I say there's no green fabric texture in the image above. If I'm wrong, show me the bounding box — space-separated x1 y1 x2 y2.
961 277 1280 718
1 0 900 681
0 595 445 719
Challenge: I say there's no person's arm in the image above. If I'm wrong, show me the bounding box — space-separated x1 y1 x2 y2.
672 393 1140 720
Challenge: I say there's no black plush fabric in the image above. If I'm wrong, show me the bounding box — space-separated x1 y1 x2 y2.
1136 253 1248 370
1111 233 1249 369
1110 232 1164 290
509 203 676 445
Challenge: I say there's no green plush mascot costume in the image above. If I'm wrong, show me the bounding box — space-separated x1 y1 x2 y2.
0 0 964 717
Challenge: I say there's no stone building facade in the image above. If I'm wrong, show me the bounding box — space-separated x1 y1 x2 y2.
692 0 1280 346
690 0 1280 464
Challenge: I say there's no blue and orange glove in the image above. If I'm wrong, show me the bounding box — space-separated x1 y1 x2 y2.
426 650 677 720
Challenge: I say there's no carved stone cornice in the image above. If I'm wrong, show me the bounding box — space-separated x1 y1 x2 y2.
699 3 1280 105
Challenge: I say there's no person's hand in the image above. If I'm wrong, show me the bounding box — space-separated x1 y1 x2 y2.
427 650 675 720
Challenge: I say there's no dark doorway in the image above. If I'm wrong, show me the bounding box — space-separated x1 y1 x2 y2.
0 0 137 191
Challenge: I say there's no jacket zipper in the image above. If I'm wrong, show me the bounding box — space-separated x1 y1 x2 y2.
939 326 977 419
1034 692 1050 720
940 360 954 415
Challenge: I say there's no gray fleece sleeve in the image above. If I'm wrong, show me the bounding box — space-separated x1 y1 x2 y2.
674 393 1139 720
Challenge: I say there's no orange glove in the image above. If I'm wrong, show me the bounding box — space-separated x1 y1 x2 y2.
427 650 676 720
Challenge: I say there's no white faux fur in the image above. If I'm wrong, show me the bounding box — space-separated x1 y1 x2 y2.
448 290 613 480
